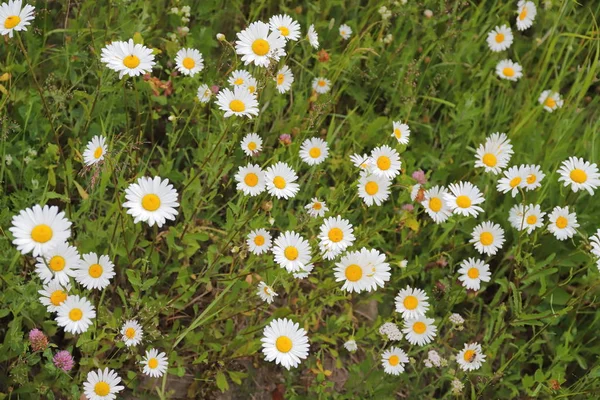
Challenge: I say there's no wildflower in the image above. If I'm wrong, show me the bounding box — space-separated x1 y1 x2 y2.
257 282 278 304
197 84 212 103
216 86 259 118
381 347 409 375
444 182 485 217
457 258 491 291
312 77 331 94
523 164 545 190
412 170 426 184
10 204 72 257
424 9 433 18
175 48 204 76
423 186 452 223
123 176 180 228
339 24 352 40
548 206 579 241
392 121 411 145
141 349 169 378
29 328 48 351
275 65 294 93
75 252 115 290
358 173 391 206
334 248 390 293
486 25 513 52
56 295 96 334
299 137 329 165
344 339 357 352
235 164 266 196
83 368 124 399
456 342 486 371
318 216 356 256
497 165 528 197
121 319 143 347
403 317 437 346
240 132 263 157
538 90 563 112
279 133 292 145
395 286 430 320
100 39 155 79
399 259 408 268
272 231 312 273
38 280 71 312
508 204 545 234
516 1 537 31
264 162 300 199
293 263 314 279
474 132 513 174
449 313 465 326
247 228 272 255
557 157 600 195
4 154 12 165
451 378 465 394
34 242 79 285
268 14 301 41
235 21 286 67
589 229 600 271
371 145 402 179
496 59 523 81
53 350 75 371
261 318 309 370
470 221 505 256
216 33 225 41
0 0 35 38
306 24 319 48
379 322 403 341
305 198 328 218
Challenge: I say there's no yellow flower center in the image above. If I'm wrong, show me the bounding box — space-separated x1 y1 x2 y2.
277 74 285 85
317 80 326 87
555 216 568 229
482 153 497 167
463 349 475 362
341 30 346 36
428 197 442 212
309 147 321 159
251 38 270 56
509 177 522 188
50 290 67 306
313 202 322 210
526 215 537 225
229 99 246 112
182 57 195 69
412 321 426 334
244 172 258 187
4 15 21 29
142 194 161 211
148 358 159 369
248 86 256 94
276 336 293 353
570 169 587 184
284 246 298 261
519 7 528 20
248 141 257 151
526 174 536 184
328 227 344 243
388 355 400 366
278 26 290 37
273 176 286 189
31 224 53 243
456 195 471 208
365 181 379 196
480 232 494 246
234 78 244 85
69 308 83 321
94 382 110 396
94 147 103 159
403 295 418 310
49 255 66 272
544 97 556 108
503 67 515 77
125 327 136 339
495 33 505 43
394 128 401 139
88 264 104 278
123 55 141 69
345 264 363 282
377 156 391 170
467 267 480 279
254 235 265 246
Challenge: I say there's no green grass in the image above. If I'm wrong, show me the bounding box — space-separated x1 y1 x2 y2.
1 0 600 398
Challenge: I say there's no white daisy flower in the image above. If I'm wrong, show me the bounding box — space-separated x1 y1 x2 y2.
381 347 409 375
216 86 259 118
470 221 505 256
275 65 294 93
357 173 391 207
100 39 155 79
312 77 331 94
548 206 579 241
174 48 204 76
245 76 258 94
268 14 301 41
457 258 491 291
141 348 168 378
474 132 514 174
9 204 72 257
422 185 452 224
0 0 35 38
523 164 545 190
318 216 356 256
38 280 71 313
261 318 309 370
344 339 358 352
444 182 485 217
83 135 108 166
557 157 600 195
334 248 390 293
305 198 328 218
538 90 563 112
496 59 523 81
257 281 278 304
264 162 300 199
497 165 528 197
83 367 124 400
292 263 314 279
123 176 179 228
235 164 266 197
55 295 96 335
410 183 423 202
509 204 545 234
456 342 486 371
319 242 344 261
228 70 253 87
370 145 401 179
339 24 352 40
394 286 430 320
516 0 537 31
75 252 115 290
590 229 600 271
272 231 311 273
486 25 513 52
34 241 79 285
403 316 437 346
121 319 143 347
392 121 411 145
306 24 319 49
197 84 212 103
240 132 263 156
299 137 329 166
350 153 373 172
235 21 286 67
246 228 272 255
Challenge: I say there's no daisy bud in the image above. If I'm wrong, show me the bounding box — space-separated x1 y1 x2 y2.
29 329 49 352
216 33 226 41
261 200 273 212
424 9 433 18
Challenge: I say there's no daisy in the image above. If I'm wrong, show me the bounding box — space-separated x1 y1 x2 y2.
240 132 263 156
123 176 179 228
55 295 96 334
344 339 358 352
228 70 253 87
299 137 329 166
275 65 294 93
357 173 391 206
197 84 212 103
403 316 437 346
497 165 527 197
141 349 169 378
0 0 35 38
121 319 143 347
370 145 401 179
292 263 314 279
350 153 373 172
516 0 537 31
34 241 79 285
312 77 331 94
410 183 423 202
557 157 600 195
590 229 600 270
246 228 272 255
9 204 72 257
523 164 545 190
508 204 545 234
334 248 390 293
305 197 328 218
392 121 411 145
82 135 108 166
245 76 258 94
496 59 523 81
470 221 505 256
318 216 356 255
548 206 579 241
319 242 344 261
444 182 485 217
272 231 312 273
486 25 513 52
456 343 486 371
257 281 278 304
269 14 301 41
83 368 124 400
381 347 409 375
422 186 452 223
538 90 563 112
174 48 204 76
306 24 319 49
216 86 259 118
264 162 300 199
235 21 286 67
38 280 71 313
474 132 514 174
235 164 266 197
457 258 491 291
100 39 155 79
394 286 430 320
339 24 352 40
261 318 309 370
75 252 115 290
